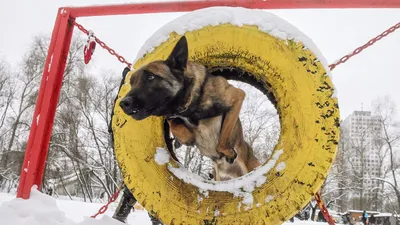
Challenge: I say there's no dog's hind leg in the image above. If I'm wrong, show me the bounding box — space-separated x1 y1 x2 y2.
216 86 246 163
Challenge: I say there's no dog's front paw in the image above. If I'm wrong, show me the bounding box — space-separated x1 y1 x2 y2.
225 149 237 164
217 146 237 164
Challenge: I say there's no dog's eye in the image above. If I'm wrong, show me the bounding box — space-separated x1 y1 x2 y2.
147 75 155 81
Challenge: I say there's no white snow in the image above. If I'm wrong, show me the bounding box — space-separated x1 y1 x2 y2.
154 147 170 165
255 176 267 187
167 149 283 192
332 89 338 98
214 209 220 217
243 182 255 193
36 114 40 125
197 195 203 203
240 192 254 206
199 188 209 198
0 187 154 225
163 148 283 206
133 7 332 80
0 188 328 225
275 162 286 172
265 195 275 203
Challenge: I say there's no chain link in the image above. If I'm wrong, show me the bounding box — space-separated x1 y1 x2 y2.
315 193 335 225
71 20 132 68
91 183 124 218
329 21 400 71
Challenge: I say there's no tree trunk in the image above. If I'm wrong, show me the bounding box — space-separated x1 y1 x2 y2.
382 119 400 210
78 167 93 203
184 146 192 168
92 170 111 199
59 174 73 200
197 155 204 176
310 205 316 221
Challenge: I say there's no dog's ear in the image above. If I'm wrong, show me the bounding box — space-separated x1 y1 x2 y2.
166 36 188 71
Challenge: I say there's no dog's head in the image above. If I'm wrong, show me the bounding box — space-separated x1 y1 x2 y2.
119 36 189 120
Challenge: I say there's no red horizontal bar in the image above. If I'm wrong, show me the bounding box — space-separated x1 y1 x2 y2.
68 0 400 18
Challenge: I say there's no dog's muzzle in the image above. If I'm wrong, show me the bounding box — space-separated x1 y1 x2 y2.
119 96 140 115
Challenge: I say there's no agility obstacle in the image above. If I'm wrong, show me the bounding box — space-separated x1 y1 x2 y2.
17 1 400 225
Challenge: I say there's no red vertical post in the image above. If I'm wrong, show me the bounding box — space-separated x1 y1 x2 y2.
16 8 74 199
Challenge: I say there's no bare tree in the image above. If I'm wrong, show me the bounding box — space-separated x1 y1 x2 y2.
371 96 400 211
231 81 280 163
47 69 122 201
0 33 125 199
73 72 121 197
323 97 400 212
0 60 14 132
0 37 46 188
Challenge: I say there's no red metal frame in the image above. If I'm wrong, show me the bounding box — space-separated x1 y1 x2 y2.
17 0 400 199
17 8 75 199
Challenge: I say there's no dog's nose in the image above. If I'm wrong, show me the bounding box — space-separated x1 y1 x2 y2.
120 96 132 111
120 96 141 115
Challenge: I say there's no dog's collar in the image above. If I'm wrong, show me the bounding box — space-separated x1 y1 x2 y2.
176 79 193 114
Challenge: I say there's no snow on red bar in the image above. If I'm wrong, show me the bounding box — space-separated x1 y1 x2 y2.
68 0 400 18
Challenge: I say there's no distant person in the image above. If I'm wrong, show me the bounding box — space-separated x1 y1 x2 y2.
342 214 349 225
369 214 376 225
382 217 390 225
362 211 369 225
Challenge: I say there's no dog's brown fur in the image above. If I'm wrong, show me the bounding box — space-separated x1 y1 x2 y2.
119 36 260 181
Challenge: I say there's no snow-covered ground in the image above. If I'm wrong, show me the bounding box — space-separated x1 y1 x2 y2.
0 187 151 225
0 187 328 225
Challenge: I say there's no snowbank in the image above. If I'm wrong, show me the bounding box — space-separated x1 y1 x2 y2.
0 186 151 225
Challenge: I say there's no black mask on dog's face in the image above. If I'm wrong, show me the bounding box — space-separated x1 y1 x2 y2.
119 36 188 120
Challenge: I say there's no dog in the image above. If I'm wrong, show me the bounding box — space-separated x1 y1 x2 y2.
119 36 260 181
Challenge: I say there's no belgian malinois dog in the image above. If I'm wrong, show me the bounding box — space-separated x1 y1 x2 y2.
119 36 260 181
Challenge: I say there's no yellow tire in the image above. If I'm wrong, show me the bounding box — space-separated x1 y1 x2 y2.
111 7 340 225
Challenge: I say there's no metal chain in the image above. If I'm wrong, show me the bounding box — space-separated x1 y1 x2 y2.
315 192 335 225
329 21 400 71
71 20 132 68
71 19 399 72
91 183 124 218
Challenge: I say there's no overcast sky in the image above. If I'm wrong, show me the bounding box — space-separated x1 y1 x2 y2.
0 1 399 120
